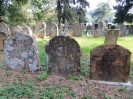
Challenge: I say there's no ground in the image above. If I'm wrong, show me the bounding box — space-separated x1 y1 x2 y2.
0 51 133 99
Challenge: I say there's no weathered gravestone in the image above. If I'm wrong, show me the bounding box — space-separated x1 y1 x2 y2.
90 44 131 82
0 32 6 50
45 35 80 76
22 26 32 36
4 31 40 72
72 23 82 37
104 29 119 44
129 25 133 34
93 29 103 38
0 22 10 35
0 22 10 50
35 21 46 39
49 23 58 39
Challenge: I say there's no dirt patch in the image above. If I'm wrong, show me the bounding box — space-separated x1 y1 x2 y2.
0 51 133 99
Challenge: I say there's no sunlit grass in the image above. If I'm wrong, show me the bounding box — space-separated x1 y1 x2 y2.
36 32 133 69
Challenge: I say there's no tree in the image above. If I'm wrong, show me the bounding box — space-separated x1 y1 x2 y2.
56 0 89 28
0 0 5 22
0 0 29 24
91 2 112 23
30 0 57 23
113 0 133 24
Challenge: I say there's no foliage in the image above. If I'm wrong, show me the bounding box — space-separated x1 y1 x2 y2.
30 0 56 23
0 80 36 98
7 4 31 26
91 2 112 23
36 72 47 81
114 0 133 24
56 0 89 27
0 0 5 22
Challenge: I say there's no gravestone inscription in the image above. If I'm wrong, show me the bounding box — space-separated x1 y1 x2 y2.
90 44 131 82
45 35 80 76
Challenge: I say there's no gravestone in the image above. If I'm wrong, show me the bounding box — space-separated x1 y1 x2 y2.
10 26 19 33
104 29 119 44
73 23 82 37
67 29 73 36
129 25 133 34
0 22 10 35
0 22 9 50
4 31 40 72
49 23 58 39
93 29 103 38
0 32 6 50
35 21 46 39
45 35 80 76
125 26 129 36
90 44 131 82
22 26 32 36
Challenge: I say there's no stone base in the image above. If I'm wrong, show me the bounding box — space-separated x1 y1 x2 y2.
96 80 133 90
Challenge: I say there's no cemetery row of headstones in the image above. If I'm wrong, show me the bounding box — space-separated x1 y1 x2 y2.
2 28 131 83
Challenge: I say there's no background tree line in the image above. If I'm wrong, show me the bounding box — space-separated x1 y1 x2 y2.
0 0 133 27
0 0 89 27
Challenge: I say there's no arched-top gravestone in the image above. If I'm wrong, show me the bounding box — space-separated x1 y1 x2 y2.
4 31 40 72
90 44 131 83
35 21 46 38
22 26 32 36
0 22 10 35
0 22 10 50
45 35 80 76
49 23 58 39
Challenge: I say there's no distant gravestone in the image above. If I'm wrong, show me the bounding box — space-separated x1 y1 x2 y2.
67 29 73 36
0 22 10 35
49 23 58 39
35 21 46 39
93 29 103 38
104 29 119 44
0 32 6 50
9 26 19 33
129 25 133 34
0 22 9 50
22 26 32 36
4 31 40 72
45 35 80 76
90 44 131 82
73 23 82 37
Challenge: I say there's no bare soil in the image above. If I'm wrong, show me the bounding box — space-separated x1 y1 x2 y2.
0 51 133 99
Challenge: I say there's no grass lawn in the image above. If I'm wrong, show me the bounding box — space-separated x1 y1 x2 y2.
0 32 133 98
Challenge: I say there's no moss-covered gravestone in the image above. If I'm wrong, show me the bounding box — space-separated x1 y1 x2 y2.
90 44 131 83
45 35 80 76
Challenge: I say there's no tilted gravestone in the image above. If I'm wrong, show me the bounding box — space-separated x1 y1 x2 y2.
45 35 80 76
104 29 119 44
90 44 131 83
72 23 83 37
49 23 58 39
0 22 10 50
4 31 40 72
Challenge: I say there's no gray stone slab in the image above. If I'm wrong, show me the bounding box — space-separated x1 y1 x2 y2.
97 80 133 90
